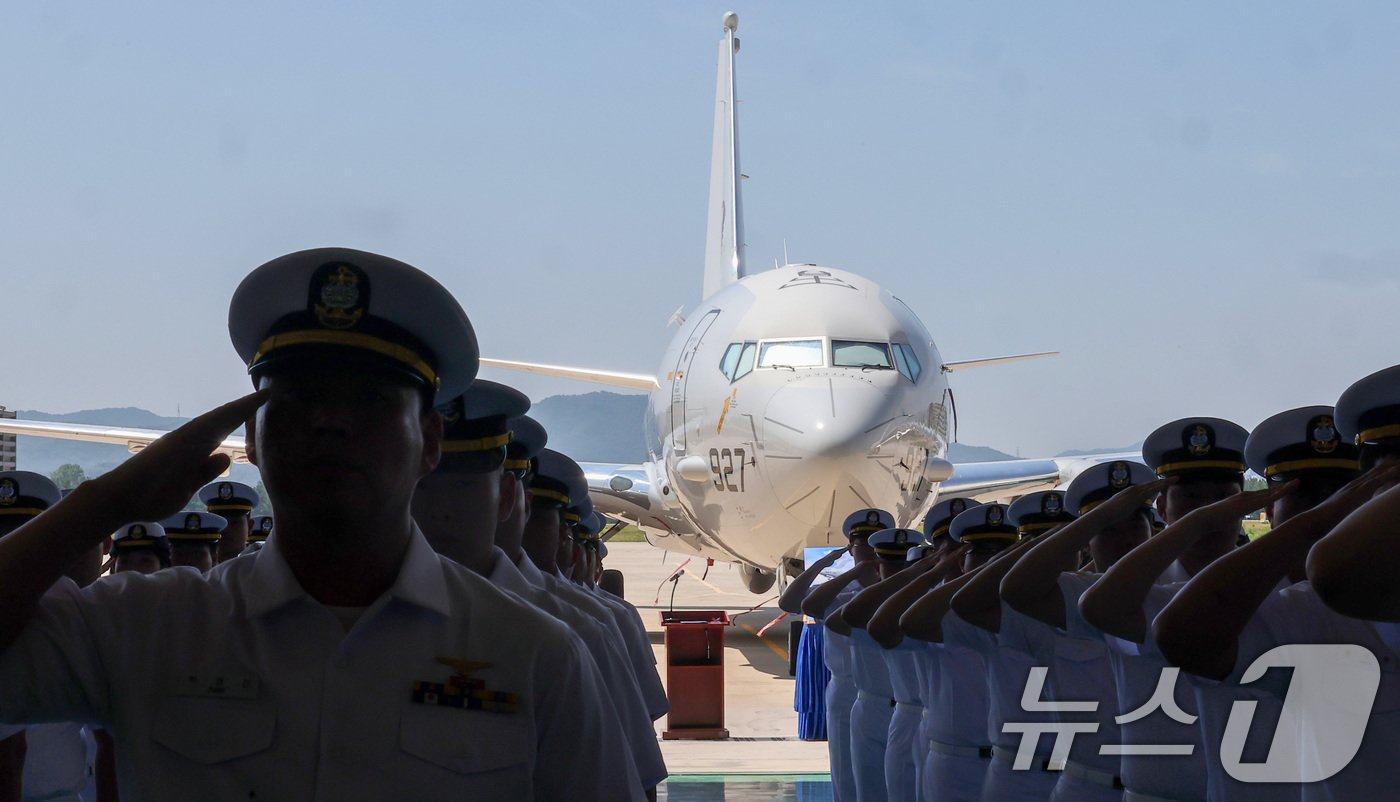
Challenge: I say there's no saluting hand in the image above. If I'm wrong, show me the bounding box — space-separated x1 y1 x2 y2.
1172 481 1297 541
814 546 850 568
905 550 942 573
1285 462 1400 541
931 544 971 580
1088 477 1176 522
90 391 269 526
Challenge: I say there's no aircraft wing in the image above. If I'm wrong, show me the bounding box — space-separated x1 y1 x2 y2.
941 351 1059 372
0 419 250 463
939 458 1062 501
480 358 659 391
940 451 1145 502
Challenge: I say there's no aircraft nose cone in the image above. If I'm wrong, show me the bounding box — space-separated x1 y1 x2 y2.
763 375 893 457
762 375 899 525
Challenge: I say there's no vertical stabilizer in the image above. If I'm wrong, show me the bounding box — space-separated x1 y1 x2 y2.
702 12 747 300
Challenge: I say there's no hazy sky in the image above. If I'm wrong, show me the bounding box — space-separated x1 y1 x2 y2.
4 2 1398 456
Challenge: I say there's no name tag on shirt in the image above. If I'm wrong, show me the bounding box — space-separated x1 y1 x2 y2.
175 673 260 700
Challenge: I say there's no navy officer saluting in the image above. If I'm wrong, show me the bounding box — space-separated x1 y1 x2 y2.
0 247 638 800
1154 405 1372 802
1077 417 1256 802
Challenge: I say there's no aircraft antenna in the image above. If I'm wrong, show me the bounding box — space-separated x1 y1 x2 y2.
783 239 790 267
667 305 687 328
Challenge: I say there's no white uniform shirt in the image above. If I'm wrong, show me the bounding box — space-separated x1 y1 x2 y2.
994 602 1064 759
515 555 655 703
913 642 939 738
534 569 655 696
1091 577 1208 800
591 586 666 704
941 604 1047 756
0 721 91 802
1186 675 1295 802
484 548 665 789
0 527 642 801
850 628 895 698
884 642 923 705
1053 572 1125 776
933 612 993 747
545 572 671 721
912 642 937 709
1231 581 1400 802
822 581 864 680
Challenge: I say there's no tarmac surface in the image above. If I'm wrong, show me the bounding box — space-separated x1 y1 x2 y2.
605 542 833 779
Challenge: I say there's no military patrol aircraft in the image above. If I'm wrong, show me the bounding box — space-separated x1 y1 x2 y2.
0 14 1134 594
479 13 1135 593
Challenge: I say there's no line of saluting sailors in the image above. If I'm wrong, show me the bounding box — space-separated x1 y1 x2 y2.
0 248 667 800
782 364 1400 802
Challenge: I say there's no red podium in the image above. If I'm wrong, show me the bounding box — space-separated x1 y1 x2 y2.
659 610 730 740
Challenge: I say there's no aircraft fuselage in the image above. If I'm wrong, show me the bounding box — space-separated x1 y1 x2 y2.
636 265 951 572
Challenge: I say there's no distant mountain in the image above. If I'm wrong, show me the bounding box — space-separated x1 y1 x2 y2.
530 392 650 463
12 407 260 486
8 395 657 478
10 394 1125 478
20 407 192 430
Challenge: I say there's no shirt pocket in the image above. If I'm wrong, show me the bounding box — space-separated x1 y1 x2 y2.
399 706 533 775
151 696 277 764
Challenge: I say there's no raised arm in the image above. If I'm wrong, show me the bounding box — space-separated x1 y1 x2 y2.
949 537 1039 633
1308 464 1400 621
901 564 985 643
1002 480 1169 628
1079 485 1286 643
807 561 877 620
1155 471 1391 678
841 555 945 631
0 392 265 653
778 547 849 614
869 546 969 647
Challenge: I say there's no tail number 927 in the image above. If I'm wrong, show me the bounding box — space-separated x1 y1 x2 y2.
709 447 747 492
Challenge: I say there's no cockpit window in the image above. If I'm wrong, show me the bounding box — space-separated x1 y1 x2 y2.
719 341 758 381
719 343 742 377
832 341 893 369
893 343 922 383
735 342 757 379
892 343 911 378
758 339 824 368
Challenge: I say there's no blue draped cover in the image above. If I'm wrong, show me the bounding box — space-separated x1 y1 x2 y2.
794 619 831 740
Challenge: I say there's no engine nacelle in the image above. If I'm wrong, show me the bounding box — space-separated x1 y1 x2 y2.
740 563 777 594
